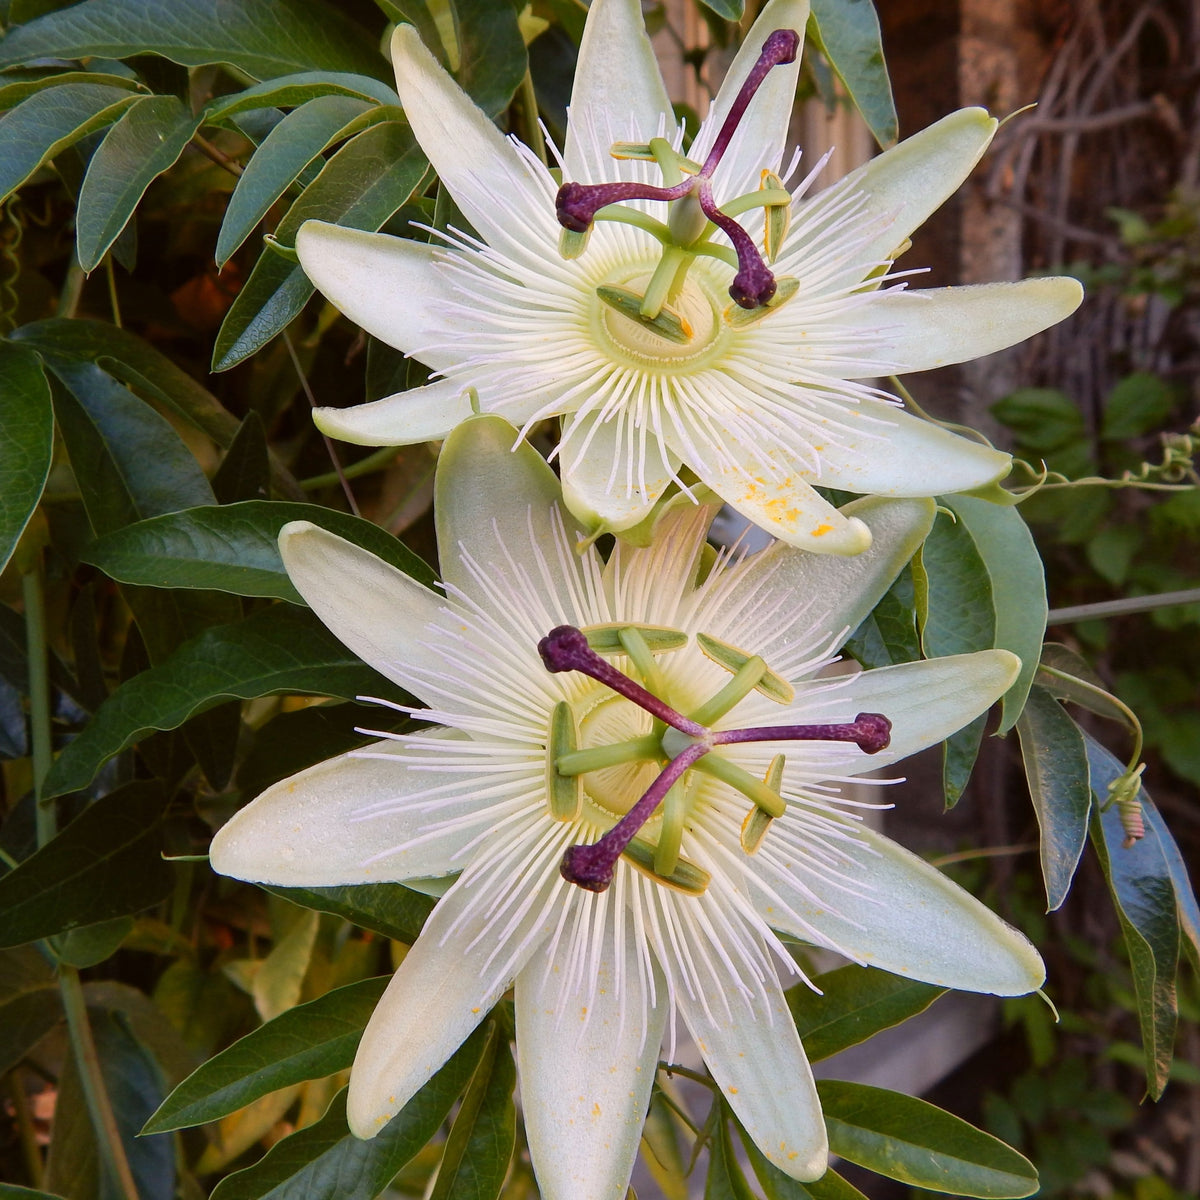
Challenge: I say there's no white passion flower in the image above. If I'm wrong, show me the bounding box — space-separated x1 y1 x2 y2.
210 416 1044 1199
294 0 1083 555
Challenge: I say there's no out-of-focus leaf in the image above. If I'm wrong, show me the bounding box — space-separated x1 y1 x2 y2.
0 341 53 574
0 82 138 202
250 909 319 1022
83 501 436 601
990 388 1084 453
0 1185 69 1198
819 1081 1039 1197
1016 685 1091 910
270 882 436 946
787 964 944 1062
809 0 897 147
212 411 269 503
213 120 428 369
145 976 388 1133
1085 733 1180 1099
205 71 399 122
0 0 387 81
53 916 134 967
696 0 745 19
0 782 172 946
0 946 61 1075
75 93 201 270
42 605 407 799
1102 372 1174 440
209 1028 487 1200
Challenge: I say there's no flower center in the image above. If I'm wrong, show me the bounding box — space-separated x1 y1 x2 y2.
538 623 892 896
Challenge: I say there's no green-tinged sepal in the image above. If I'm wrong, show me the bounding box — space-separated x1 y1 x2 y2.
623 836 710 895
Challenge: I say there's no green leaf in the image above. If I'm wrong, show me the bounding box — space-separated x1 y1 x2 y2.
53 915 134 968
696 0 745 19
0 1185 69 1198
818 1081 1039 1197
42 604 406 799
146 975 388 1133
429 1019 516 1200
0 82 139 203
83 500 436 602
209 1029 487 1200
205 71 399 122
1102 372 1174 440
705 1111 756 1200
786 964 945 1063
844 565 919 669
990 387 1084 453
943 714 986 808
0 947 62 1076
0 782 173 947
1140 798 1200 967
0 341 53 575
809 0 897 147
0 68 143 112
1015 685 1091 910
216 95 374 267
1084 733 1180 1099
0 0 387 81
212 411 269 503
213 120 428 370
940 495 1046 734
269 882 436 946
741 1126 868 1200
75 93 201 270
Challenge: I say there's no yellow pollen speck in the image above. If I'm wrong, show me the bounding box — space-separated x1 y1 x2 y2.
592 1102 601 1117
728 1086 738 1095
810 523 834 537
472 1007 480 1013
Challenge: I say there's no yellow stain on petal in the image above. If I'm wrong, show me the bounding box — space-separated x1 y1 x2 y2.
810 523 833 538
593 1102 602 1117
728 1086 738 1095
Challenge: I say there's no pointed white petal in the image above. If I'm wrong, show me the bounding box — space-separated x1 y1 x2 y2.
559 409 678 534
677 968 827 1181
312 376 476 447
565 0 671 181
843 278 1085 375
209 732 481 886
752 823 1044 994
295 222 459 366
348 858 561 1137
278 521 448 691
516 900 668 1200
390 26 555 248
691 0 810 198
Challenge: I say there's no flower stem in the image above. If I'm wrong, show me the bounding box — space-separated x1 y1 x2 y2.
1047 588 1200 623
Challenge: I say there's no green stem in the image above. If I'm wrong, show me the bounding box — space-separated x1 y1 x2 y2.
59 966 141 1200
7 1070 44 1188
518 69 546 165
21 563 54 846
1047 588 1200 624
105 254 123 328
1037 663 1144 773
299 445 400 491
57 256 85 319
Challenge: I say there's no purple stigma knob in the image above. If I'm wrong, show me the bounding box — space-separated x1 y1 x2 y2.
538 624 594 672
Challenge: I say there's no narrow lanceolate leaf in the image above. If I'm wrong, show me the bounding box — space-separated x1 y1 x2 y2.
83 501 436 601
41 605 407 799
706 1111 757 1200
1016 685 1091 911
0 342 53 575
0 70 142 112
213 120 428 370
809 0 898 147
205 71 399 123
0 1184 69 1198
430 1020 516 1200
145 976 389 1133
0 783 173 947
741 1127 869 1200
209 1030 487 1200
76 94 201 271
787 964 945 1063
0 82 139 203
0 0 387 81
1085 733 1180 1099
818 1081 1039 1197
268 883 436 947
1140 796 1200 966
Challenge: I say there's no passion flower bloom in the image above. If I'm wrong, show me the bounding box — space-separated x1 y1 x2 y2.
210 416 1044 1199
295 0 1082 554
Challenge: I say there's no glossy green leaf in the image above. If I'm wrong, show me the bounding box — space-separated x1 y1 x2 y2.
0 0 387 81
0 68 142 111
1016 685 1091 911
0 82 138 202
75 93 201 270
844 565 919 669
809 0 897 147
787 964 945 1063
269 882 436 946
0 341 53 575
1084 733 1180 1099
706 1111 756 1200
146 975 388 1133
696 0 745 19
741 1126 868 1200
209 1029 486 1200
818 1080 1039 1197
41 605 405 798
83 500 436 602
205 71 399 122
0 782 173 946
430 1019 516 1200
213 120 428 370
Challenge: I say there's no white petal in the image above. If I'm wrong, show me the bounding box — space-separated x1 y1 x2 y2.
844 278 1085 376
348 857 561 1137
278 521 448 692
312 376 476 446
559 409 678 534
209 732 481 886
752 824 1044 995
676 967 827 1181
691 0 810 198
516 899 668 1200
389 25 555 248
295 222 459 367
565 0 671 182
